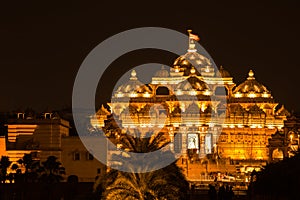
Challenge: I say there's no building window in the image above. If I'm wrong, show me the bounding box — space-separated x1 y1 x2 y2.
44 113 52 119
220 132 228 143
17 113 24 119
97 168 101 174
156 86 170 95
73 152 80 161
86 152 94 160
215 86 228 96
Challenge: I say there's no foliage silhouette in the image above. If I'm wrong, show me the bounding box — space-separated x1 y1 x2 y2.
250 151 300 199
17 153 40 182
39 156 66 183
0 156 12 183
94 130 188 200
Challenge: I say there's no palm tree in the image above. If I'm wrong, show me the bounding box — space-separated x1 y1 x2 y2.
103 166 187 200
119 130 170 153
39 156 65 183
18 153 34 173
0 156 12 183
94 130 189 200
17 153 40 182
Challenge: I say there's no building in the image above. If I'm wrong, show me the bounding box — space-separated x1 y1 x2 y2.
61 136 106 182
6 110 69 162
91 31 291 180
0 31 296 183
2 110 106 182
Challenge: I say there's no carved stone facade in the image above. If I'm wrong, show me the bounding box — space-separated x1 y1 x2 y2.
92 34 290 171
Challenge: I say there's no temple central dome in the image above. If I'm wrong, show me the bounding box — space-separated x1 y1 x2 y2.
172 33 215 77
171 30 215 77
173 51 214 76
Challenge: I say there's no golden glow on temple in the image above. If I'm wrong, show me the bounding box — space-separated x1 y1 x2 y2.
1 30 296 184
91 31 292 180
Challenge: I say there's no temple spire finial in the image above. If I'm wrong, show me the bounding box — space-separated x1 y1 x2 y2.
130 69 137 80
247 69 255 80
187 29 200 52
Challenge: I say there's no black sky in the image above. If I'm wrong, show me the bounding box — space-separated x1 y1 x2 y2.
0 1 299 112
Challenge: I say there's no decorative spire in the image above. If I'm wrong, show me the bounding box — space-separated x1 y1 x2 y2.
247 69 255 80
187 30 199 52
130 69 137 80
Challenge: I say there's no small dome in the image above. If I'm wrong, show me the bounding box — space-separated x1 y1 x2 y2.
177 76 208 92
96 104 111 115
185 102 200 114
115 70 152 97
263 104 272 109
171 106 181 115
216 66 231 78
275 105 291 117
175 71 211 96
230 104 246 114
232 70 271 98
154 66 169 77
248 105 265 114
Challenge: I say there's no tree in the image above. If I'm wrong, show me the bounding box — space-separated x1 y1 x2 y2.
0 156 12 183
17 153 40 182
18 153 34 173
6 163 20 183
39 156 65 183
94 130 189 200
250 151 300 199
118 130 170 153
67 175 79 183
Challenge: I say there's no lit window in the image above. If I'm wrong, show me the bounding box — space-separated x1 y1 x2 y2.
234 92 242 98
129 92 138 97
143 92 151 98
203 90 211 96
189 90 197 95
17 113 24 119
248 93 256 98
175 90 183 95
262 92 270 98
44 113 52 119
115 92 124 97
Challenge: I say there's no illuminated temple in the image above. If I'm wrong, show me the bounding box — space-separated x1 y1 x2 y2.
91 31 292 177
0 31 297 183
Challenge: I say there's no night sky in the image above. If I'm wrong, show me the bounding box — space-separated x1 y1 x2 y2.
0 1 299 112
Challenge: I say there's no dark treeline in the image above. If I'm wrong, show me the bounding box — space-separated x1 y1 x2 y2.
249 152 300 199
